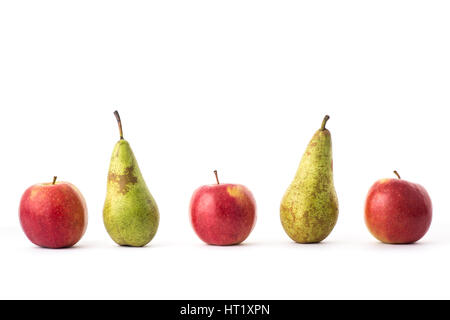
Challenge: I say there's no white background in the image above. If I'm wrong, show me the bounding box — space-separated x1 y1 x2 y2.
0 1 449 299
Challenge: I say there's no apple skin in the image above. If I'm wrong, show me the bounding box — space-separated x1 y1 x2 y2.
19 181 88 248
365 178 432 244
189 184 257 246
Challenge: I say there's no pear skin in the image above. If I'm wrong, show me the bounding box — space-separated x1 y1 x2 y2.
280 115 338 243
103 111 159 247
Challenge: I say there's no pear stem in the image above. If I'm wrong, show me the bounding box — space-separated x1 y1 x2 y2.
52 176 57 185
393 171 401 179
114 111 124 140
321 115 330 131
214 170 220 185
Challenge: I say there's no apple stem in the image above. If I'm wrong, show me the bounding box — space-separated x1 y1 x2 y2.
114 110 124 140
321 115 330 131
52 176 57 185
393 171 401 179
214 170 220 185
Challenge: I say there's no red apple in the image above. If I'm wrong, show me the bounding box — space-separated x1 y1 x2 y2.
19 177 88 248
189 171 257 246
365 171 432 244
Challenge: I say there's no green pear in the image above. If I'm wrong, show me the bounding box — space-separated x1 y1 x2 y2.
280 115 338 243
103 111 159 247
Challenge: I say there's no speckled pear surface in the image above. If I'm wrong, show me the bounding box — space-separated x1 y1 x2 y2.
280 115 338 243
103 112 159 247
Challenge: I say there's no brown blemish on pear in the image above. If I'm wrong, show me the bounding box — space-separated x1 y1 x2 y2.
107 165 138 195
